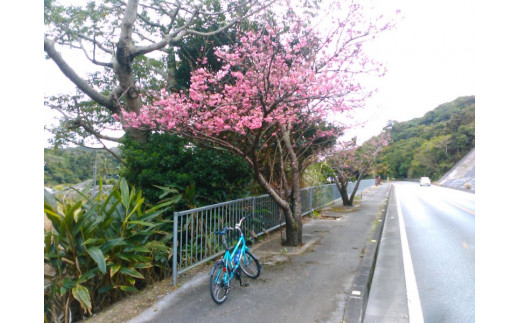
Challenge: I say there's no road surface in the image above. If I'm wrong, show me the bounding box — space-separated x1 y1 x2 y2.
365 182 475 322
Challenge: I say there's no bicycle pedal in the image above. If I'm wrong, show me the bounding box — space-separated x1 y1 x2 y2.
240 283 249 287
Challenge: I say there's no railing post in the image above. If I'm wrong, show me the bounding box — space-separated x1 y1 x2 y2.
251 196 255 233
173 212 178 286
309 187 313 212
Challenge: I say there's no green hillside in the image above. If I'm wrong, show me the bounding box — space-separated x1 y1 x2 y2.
44 147 121 187
377 96 475 180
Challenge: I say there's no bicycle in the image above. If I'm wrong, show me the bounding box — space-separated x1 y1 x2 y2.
209 216 261 304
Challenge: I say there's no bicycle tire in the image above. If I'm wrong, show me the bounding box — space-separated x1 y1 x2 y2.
209 261 228 304
239 250 261 279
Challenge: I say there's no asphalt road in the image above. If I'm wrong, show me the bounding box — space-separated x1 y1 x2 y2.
365 182 475 323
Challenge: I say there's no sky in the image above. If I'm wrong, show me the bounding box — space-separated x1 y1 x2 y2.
341 0 475 142
42 0 476 148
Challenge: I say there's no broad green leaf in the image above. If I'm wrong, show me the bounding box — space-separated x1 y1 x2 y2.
116 253 134 261
126 276 135 285
119 285 137 292
134 262 153 269
82 238 101 246
62 278 76 290
44 188 57 210
120 178 130 210
147 199 178 212
43 206 61 220
124 198 144 223
101 188 120 214
119 267 144 279
110 264 121 277
72 284 92 314
98 285 112 294
131 245 150 253
127 220 156 227
102 238 126 252
78 268 98 284
73 204 98 236
86 247 106 274
116 252 150 263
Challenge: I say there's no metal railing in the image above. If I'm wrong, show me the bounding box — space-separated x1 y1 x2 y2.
172 179 375 285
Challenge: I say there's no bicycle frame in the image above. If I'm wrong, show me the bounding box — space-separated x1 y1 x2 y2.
213 217 250 285
210 216 261 304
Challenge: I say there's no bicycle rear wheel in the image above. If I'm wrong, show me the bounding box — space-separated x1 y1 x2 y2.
209 261 228 304
240 250 261 279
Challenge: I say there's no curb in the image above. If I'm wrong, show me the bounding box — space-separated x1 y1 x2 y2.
342 184 393 323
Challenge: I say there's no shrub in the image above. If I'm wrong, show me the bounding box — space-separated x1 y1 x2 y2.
44 178 177 322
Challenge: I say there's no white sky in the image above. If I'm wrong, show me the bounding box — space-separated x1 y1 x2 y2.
42 0 476 147
342 0 475 142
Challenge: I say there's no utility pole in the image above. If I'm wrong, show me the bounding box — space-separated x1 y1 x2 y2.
93 152 98 186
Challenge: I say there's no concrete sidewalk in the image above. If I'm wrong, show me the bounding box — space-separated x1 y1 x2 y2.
128 183 392 323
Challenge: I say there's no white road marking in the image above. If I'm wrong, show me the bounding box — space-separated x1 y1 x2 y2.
395 187 425 323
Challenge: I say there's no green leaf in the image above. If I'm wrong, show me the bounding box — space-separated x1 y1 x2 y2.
73 204 98 236
124 197 144 222
147 199 178 212
72 284 92 314
44 188 58 211
82 238 101 246
120 178 130 210
86 247 106 274
102 238 126 252
98 285 112 294
127 220 156 227
110 264 121 277
78 268 98 284
62 278 76 290
134 262 153 269
126 276 135 285
119 285 137 292
129 245 149 253
119 267 144 279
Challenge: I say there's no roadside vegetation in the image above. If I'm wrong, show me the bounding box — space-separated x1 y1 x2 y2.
44 179 177 322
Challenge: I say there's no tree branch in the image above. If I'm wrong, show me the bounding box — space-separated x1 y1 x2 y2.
44 38 118 112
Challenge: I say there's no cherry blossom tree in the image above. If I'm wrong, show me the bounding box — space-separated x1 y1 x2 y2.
326 132 390 206
121 1 395 246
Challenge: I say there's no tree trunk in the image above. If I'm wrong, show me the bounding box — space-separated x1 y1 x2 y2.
347 167 368 205
281 125 303 246
334 175 352 206
114 0 149 144
284 207 303 246
340 183 352 206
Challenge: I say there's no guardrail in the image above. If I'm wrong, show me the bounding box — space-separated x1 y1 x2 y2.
172 179 375 285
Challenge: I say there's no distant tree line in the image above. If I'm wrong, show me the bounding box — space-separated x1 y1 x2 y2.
376 96 475 180
44 148 121 187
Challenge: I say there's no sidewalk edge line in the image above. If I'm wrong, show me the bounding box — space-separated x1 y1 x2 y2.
395 187 425 323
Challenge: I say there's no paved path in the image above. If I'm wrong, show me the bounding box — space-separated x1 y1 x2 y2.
128 184 392 323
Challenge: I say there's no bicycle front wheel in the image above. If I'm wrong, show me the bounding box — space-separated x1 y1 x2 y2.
209 261 228 304
240 250 261 279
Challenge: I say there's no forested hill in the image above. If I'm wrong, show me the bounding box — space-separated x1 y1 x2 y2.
44 147 121 187
377 96 475 180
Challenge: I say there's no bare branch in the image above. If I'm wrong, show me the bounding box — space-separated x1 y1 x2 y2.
76 34 115 55
79 41 113 67
44 38 118 112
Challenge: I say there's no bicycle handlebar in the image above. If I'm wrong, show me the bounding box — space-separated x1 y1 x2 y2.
214 216 250 235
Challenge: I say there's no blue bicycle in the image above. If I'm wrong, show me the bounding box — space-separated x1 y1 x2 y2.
210 216 261 304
